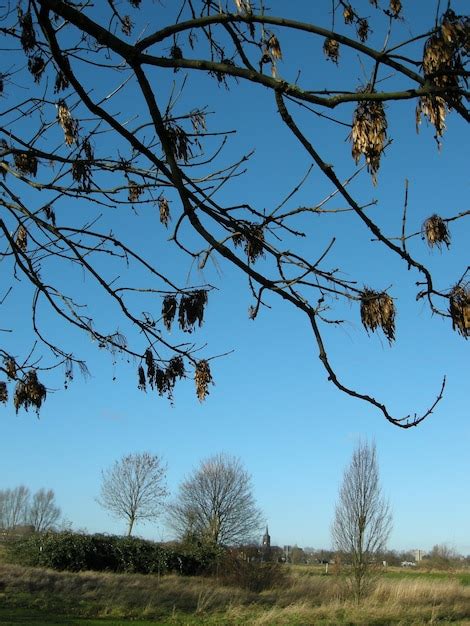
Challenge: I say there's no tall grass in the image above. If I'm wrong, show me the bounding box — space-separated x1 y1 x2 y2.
0 562 469 624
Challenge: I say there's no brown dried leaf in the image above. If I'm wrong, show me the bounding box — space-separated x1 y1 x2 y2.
195 360 213 402
449 285 470 338
360 288 396 343
422 214 451 249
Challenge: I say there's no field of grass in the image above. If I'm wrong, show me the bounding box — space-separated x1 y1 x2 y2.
0 561 469 625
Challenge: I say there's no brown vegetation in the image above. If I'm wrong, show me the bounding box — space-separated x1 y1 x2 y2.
0 561 469 624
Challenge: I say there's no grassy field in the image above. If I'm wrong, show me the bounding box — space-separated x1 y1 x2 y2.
0 560 469 625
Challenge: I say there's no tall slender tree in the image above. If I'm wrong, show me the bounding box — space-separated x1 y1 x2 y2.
332 441 392 601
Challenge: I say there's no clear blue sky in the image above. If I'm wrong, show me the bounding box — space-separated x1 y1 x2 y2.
1 1 468 555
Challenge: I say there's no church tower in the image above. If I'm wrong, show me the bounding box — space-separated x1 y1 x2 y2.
262 525 271 548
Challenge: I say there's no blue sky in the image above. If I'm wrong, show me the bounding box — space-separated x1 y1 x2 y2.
1 1 469 555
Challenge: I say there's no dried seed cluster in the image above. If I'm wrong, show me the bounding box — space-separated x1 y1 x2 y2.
165 123 193 163
28 55 45 83
417 10 469 139
128 181 143 203
14 152 38 176
343 4 355 24
0 381 7 404
15 226 28 252
57 101 78 146
233 223 265 263
195 360 213 402
389 0 402 18
234 0 252 14
54 70 69 93
19 9 37 53
357 18 370 42
449 285 470 338
351 93 388 184
159 197 170 227
323 37 340 63
360 289 396 343
5 358 17 379
0 381 8 404
72 159 92 192
138 352 186 400
266 35 282 60
162 290 208 333
422 214 451 249
13 370 47 413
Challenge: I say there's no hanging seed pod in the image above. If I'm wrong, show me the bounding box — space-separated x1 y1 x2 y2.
162 295 177 331
129 0 142 7
170 45 183 60
57 100 78 146
360 288 396 343
5 358 16 379
82 138 94 161
422 214 451 249
195 360 213 402
0 381 7 404
343 4 355 24
159 197 170 227
144 348 155 385
390 0 402 17
15 226 28 252
54 70 69 93
267 34 282 60
449 285 470 338
178 290 208 332
14 152 38 176
244 224 265 262
234 0 252 14
13 370 47 413
122 15 132 36
43 205 56 226
190 111 206 134
72 160 92 192
154 367 166 396
137 365 146 391
416 95 447 139
357 18 370 42
128 181 143 202
166 356 185 381
28 55 46 83
323 37 340 63
19 10 37 53
165 123 192 162
350 93 388 185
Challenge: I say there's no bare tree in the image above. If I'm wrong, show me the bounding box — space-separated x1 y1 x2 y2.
28 488 61 532
332 441 392 602
0 2 468 425
168 453 263 546
0 486 30 530
98 452 168 536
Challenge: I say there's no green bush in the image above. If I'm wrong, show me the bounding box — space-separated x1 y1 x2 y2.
6 531 222 576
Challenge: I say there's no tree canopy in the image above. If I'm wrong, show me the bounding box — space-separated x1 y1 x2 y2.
0 1 468 426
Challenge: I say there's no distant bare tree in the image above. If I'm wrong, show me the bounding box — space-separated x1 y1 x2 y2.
98 452 168 536
28 488 61 532
168 453 263 546
332 441 392 602
0 486 30 530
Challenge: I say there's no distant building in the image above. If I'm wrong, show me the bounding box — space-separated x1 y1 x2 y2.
414 549 424 562
262 526 271 549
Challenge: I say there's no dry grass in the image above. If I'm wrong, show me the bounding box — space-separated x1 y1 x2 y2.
0 562 469 624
